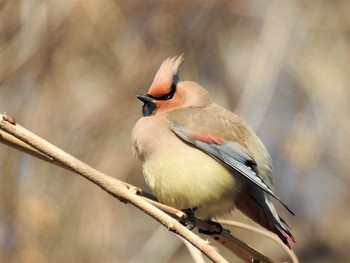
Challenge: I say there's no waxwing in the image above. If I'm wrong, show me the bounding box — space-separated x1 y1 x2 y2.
132 55 295 248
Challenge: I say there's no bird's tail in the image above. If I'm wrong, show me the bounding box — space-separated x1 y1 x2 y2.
236 188 296 249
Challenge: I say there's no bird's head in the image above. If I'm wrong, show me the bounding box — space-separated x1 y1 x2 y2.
137 55 212 117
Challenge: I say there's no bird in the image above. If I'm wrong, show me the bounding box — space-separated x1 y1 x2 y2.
132 55 295 248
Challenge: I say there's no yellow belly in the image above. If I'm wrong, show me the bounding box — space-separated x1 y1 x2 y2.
142 148 239 219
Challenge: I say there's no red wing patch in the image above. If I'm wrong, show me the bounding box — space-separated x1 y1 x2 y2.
190 131 225 144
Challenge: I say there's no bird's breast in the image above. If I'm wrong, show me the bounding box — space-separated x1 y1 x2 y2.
132 115 242 219
143 138 241 219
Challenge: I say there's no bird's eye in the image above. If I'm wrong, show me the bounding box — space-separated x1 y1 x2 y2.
164 93 173 100
157 88 175 100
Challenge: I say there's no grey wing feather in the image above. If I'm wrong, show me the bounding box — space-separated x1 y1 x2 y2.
195 141 279 199
171 123 294 215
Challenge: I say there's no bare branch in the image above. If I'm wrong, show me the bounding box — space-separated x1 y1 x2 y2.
0 113 288 263
0 114 227 263
219 220 299 263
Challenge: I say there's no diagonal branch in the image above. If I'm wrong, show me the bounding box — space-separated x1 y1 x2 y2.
0 113 286 263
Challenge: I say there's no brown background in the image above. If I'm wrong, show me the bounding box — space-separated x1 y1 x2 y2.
0 1 349 262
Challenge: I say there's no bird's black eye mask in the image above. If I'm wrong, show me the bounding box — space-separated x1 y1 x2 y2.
138 73 179 116
152 73 179 101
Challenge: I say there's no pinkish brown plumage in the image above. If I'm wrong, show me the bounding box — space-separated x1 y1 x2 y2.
132 55 295 248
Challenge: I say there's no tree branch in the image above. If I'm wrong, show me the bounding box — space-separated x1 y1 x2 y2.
0 113 292 263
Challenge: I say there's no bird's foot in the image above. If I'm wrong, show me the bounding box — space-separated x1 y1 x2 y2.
180 208 197 230
198 220 222 235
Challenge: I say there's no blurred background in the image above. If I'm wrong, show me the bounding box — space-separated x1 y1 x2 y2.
0 0 349 262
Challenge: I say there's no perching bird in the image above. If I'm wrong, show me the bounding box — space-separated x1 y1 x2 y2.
132 55 295 248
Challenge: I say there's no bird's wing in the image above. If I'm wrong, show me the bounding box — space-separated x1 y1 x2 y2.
167 107 294 214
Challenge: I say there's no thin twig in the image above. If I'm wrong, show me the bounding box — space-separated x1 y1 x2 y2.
145 198 276 262
0 113 286 263
0 114 227 263
219 220 299 263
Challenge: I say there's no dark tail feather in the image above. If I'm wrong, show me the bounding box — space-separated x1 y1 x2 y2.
236 191 296 249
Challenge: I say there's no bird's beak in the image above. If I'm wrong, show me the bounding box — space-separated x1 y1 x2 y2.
137 94 154 103
137 94 157 117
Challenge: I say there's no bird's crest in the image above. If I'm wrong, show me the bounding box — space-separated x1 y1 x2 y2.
148 55 184 98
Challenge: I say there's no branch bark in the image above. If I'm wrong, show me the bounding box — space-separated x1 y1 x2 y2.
0 113 289 263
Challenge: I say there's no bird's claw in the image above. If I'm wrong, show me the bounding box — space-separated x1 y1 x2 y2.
180 208 197 230
198 220 223 235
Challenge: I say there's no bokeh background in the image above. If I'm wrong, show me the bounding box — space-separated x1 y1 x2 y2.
0 1 349 262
